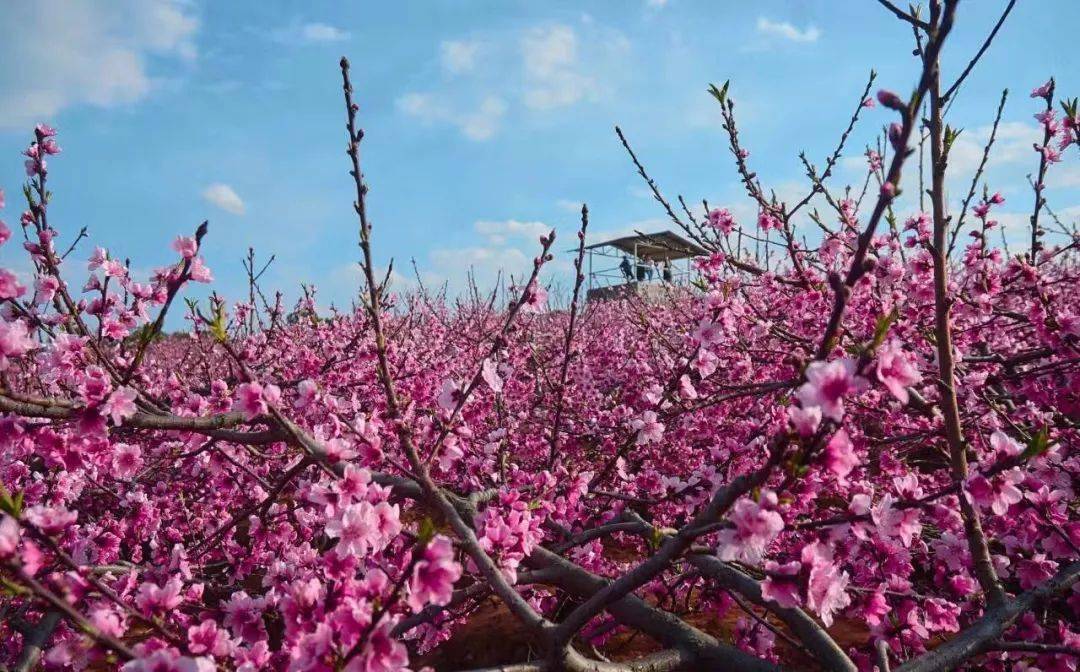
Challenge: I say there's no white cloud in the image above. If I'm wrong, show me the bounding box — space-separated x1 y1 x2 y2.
399 20 628 140
397 92 437 118
202 183 246 215
474 219 551 246
397 93 507 141
0 0 198 130
429 246 533 291
461 97 508 140
521 25 594 110
756 17 821 43
441 40 480 74
948 121 1042 178
832 121 1055 215
299 23 350 43
647 0 670 7
266 21 350 46
1047 164 1080 190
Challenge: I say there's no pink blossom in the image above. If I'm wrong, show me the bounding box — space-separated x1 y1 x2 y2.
796 358 866 422
0 269 26 300
437 379 464 413
295 379 319 409
223 591 266 643
172 236 198 259
88 247 108 271
875 341 921 403
692 318 724 346
325 501 401 557
966 470 1024 516
1016 554 1057 590
187 619 230 657
344 622 409 672
32 275 59 305
88 604 125 638
20 541 42 576
871 495 922 547
757 211 782 232
823 428 859 479
135 577 184 615
121 650 214 672
1030 78 1053 98
520 281 547 313
0 320 36 370
630 410 664 445
481 358 503 393
113 443 143 478
692 348 718 377
188 257 213 283
102 386 138 425
325 437 358 463
1035 109 1060 135
861 591 890 627
407 536 462 612
717 492 784 564
436 435 464 471
924 598 960 633
234 382 279 420
707 208 735 234
677 374 698 400
102 259 127 279
760 560 801 609
801 542 851 627
788 405 822 436
0 514 19 557
949 574 978 596
1035 143 1061 163
865 149 882 172
24 505 76 535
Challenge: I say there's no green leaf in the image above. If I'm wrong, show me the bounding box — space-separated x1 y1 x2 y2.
943 125 963 154
0 483 15 516
1060 97 1078 120
871 307 900 351
1021 426 1051 460
649 526 664 551
210 302 228 343
708 81 730 106
416 517 436 546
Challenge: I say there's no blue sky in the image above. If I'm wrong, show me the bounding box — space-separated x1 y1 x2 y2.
1 0 1078 321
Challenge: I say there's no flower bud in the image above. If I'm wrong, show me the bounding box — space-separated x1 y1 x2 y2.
888 122 904 151
876 89 905 112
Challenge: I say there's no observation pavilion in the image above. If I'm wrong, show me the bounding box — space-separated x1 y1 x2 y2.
582 230 707 302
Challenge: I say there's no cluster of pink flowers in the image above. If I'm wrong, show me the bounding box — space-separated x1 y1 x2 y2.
0 62 1075 672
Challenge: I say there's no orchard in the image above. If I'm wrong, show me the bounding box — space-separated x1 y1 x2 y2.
0 2 1077 671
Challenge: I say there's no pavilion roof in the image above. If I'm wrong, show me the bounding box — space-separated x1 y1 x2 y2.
584 230 707 261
